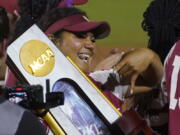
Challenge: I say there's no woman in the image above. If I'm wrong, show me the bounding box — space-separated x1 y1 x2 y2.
37 8 115 134
142 0 180 134
13 0 163 113
142 0 180 63
10 1 164 133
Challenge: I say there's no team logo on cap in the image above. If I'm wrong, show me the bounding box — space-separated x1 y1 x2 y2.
82 16 89 22
20 40 55 77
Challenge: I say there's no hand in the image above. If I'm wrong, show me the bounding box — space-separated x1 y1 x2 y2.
122 97 135 112
94 52 124 71
125 85 153 98
13 10 21 21
109 48 121 54
114 48 155 91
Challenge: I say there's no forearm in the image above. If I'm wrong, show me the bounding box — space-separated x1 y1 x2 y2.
141 49 163 86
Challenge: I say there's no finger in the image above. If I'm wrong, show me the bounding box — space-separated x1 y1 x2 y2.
117 64 131 76
120 70 135 84
124 86 132 98
120 78 129 85
95 53 124 70
110 53 125 67
123 70 135 79
109 48 121 54
122 97 135 111
118 64 131 75
125 85 152 98
114 59 126 71
130 73 139 94
125 92 134 98
133 86 153 94
13 10 20 20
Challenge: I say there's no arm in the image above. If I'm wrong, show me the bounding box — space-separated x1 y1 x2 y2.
140 49 163 86
115 48 163 93
94 48 163 95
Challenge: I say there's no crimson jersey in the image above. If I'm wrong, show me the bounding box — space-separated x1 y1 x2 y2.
163 40 180 135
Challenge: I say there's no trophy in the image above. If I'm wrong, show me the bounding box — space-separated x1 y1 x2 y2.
6 25 122 135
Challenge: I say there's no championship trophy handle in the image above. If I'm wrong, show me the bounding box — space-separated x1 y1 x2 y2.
39 109 66 135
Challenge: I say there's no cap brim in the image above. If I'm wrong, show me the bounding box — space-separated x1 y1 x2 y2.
64 21 110 39
73 0 88 5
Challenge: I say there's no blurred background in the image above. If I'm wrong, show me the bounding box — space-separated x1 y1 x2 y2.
77 0 151 49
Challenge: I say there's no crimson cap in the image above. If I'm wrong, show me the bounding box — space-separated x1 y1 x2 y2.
73 0 88 5
0 0 19 14
46 14 110 39
58 0 88 8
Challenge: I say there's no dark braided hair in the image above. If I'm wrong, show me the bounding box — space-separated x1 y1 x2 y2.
19 0 62 17
0 7 9 42
13 0 66 40
13 0 48 39
142 0 180 63
18 0 48 21
46 0 62 11
13 0 86 42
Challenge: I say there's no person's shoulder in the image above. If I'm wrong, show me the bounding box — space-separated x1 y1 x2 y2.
177 40 180 44
173 40 180 53
164 40 180 65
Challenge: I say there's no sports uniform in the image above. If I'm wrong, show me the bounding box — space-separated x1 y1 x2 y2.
163 40 180 135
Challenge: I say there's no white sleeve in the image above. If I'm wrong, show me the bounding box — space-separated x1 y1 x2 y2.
89 69 128 101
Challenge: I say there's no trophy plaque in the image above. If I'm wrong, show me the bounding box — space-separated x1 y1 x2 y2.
6 25 122 135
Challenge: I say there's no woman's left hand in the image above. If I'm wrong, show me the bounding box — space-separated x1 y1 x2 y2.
114 48 155 91
94 52 124 71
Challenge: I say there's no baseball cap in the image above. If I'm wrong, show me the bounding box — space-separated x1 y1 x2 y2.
73 0 88 5
58 0 88 8
45 14 110 39
0 0 19 14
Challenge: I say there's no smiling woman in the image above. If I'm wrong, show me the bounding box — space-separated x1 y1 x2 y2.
54 31 96 73
8 1 163 134
36 7 110 73
34 6 124 135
